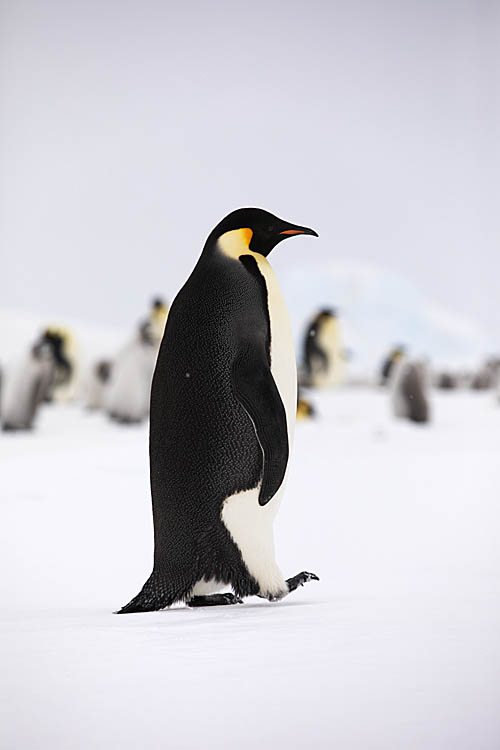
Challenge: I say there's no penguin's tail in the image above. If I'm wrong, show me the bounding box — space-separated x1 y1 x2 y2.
116 570 187 614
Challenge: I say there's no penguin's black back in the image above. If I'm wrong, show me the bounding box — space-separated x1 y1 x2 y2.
380 355 394 384
303 318 328 375
119 252 269 612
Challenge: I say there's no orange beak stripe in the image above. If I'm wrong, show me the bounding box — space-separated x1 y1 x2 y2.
280 229 306 235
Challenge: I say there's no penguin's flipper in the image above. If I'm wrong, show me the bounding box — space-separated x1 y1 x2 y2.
232 345 289 507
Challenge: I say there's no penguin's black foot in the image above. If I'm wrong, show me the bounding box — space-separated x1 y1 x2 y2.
286 571 320 593
186 593 244 608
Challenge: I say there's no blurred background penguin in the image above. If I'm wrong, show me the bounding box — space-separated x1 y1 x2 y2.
470 358 500 391
149 297 169 345
85 360 113 411
104 301 162 425
434 371 458 390
390 355 431 424
380 345 406 386
301 308 346 388
42 327 78 403
1 331 59 431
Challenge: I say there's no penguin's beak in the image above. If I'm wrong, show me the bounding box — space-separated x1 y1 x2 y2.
280 225 319 237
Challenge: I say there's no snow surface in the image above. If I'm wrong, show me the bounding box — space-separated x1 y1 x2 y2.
1 389 500 749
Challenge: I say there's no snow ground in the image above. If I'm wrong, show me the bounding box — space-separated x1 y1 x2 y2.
1 389 500 749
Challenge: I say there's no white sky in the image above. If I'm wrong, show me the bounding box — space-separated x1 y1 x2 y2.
1 0 498 339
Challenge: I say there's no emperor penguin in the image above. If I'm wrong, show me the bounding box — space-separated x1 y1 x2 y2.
380 345 405 386
149 297 169 344
470 359 500 390
390 356 431 424
435 371 457 390
85 360 113 411
1 334 57 431
302 308 345 388
43 328 77 402
118 208 319 613
105 320 158 424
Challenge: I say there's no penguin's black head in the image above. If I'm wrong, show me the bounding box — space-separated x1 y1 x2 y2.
42 330 65 359
208 207 318 258
152 297 166 310
320 307 337 318
96 360 112 383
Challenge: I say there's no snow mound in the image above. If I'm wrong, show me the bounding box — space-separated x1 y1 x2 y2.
279 259 492 375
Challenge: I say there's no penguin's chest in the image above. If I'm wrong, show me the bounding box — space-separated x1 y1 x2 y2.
314 319 344 386
318 319 339 358
255 258 297 442
214 234 297 597
223 259 296 596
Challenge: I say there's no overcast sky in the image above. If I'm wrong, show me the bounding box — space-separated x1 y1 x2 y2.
1 0 498 339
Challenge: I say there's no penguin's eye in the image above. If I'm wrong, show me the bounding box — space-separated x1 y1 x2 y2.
267 225 274 233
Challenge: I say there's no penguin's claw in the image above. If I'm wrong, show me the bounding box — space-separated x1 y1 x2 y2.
286 571 320 593
222 593 244 605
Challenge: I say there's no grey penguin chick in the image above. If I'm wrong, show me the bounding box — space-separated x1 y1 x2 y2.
85 360 113 411
105 321 158 425
390 357 431 424
1 335 56 431
118 208 320 613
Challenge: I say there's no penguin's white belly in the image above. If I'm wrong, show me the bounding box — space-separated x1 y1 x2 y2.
222 259 296 598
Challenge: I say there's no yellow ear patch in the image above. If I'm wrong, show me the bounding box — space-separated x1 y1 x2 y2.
240 228 253 246
218 228 255 260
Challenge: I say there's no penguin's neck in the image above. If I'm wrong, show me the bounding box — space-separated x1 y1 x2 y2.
216 228 269 266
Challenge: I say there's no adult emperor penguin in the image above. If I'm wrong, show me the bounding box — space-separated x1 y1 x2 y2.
118 208 319 613
43 327 77 403
149 297 169 344
302 308 345 388
380 345 405 386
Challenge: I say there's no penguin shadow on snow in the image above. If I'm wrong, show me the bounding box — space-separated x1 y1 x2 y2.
112 598 322 634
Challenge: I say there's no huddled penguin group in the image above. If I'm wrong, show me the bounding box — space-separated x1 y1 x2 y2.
470 358 500 391
119 208 320 612
1 299 169 433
